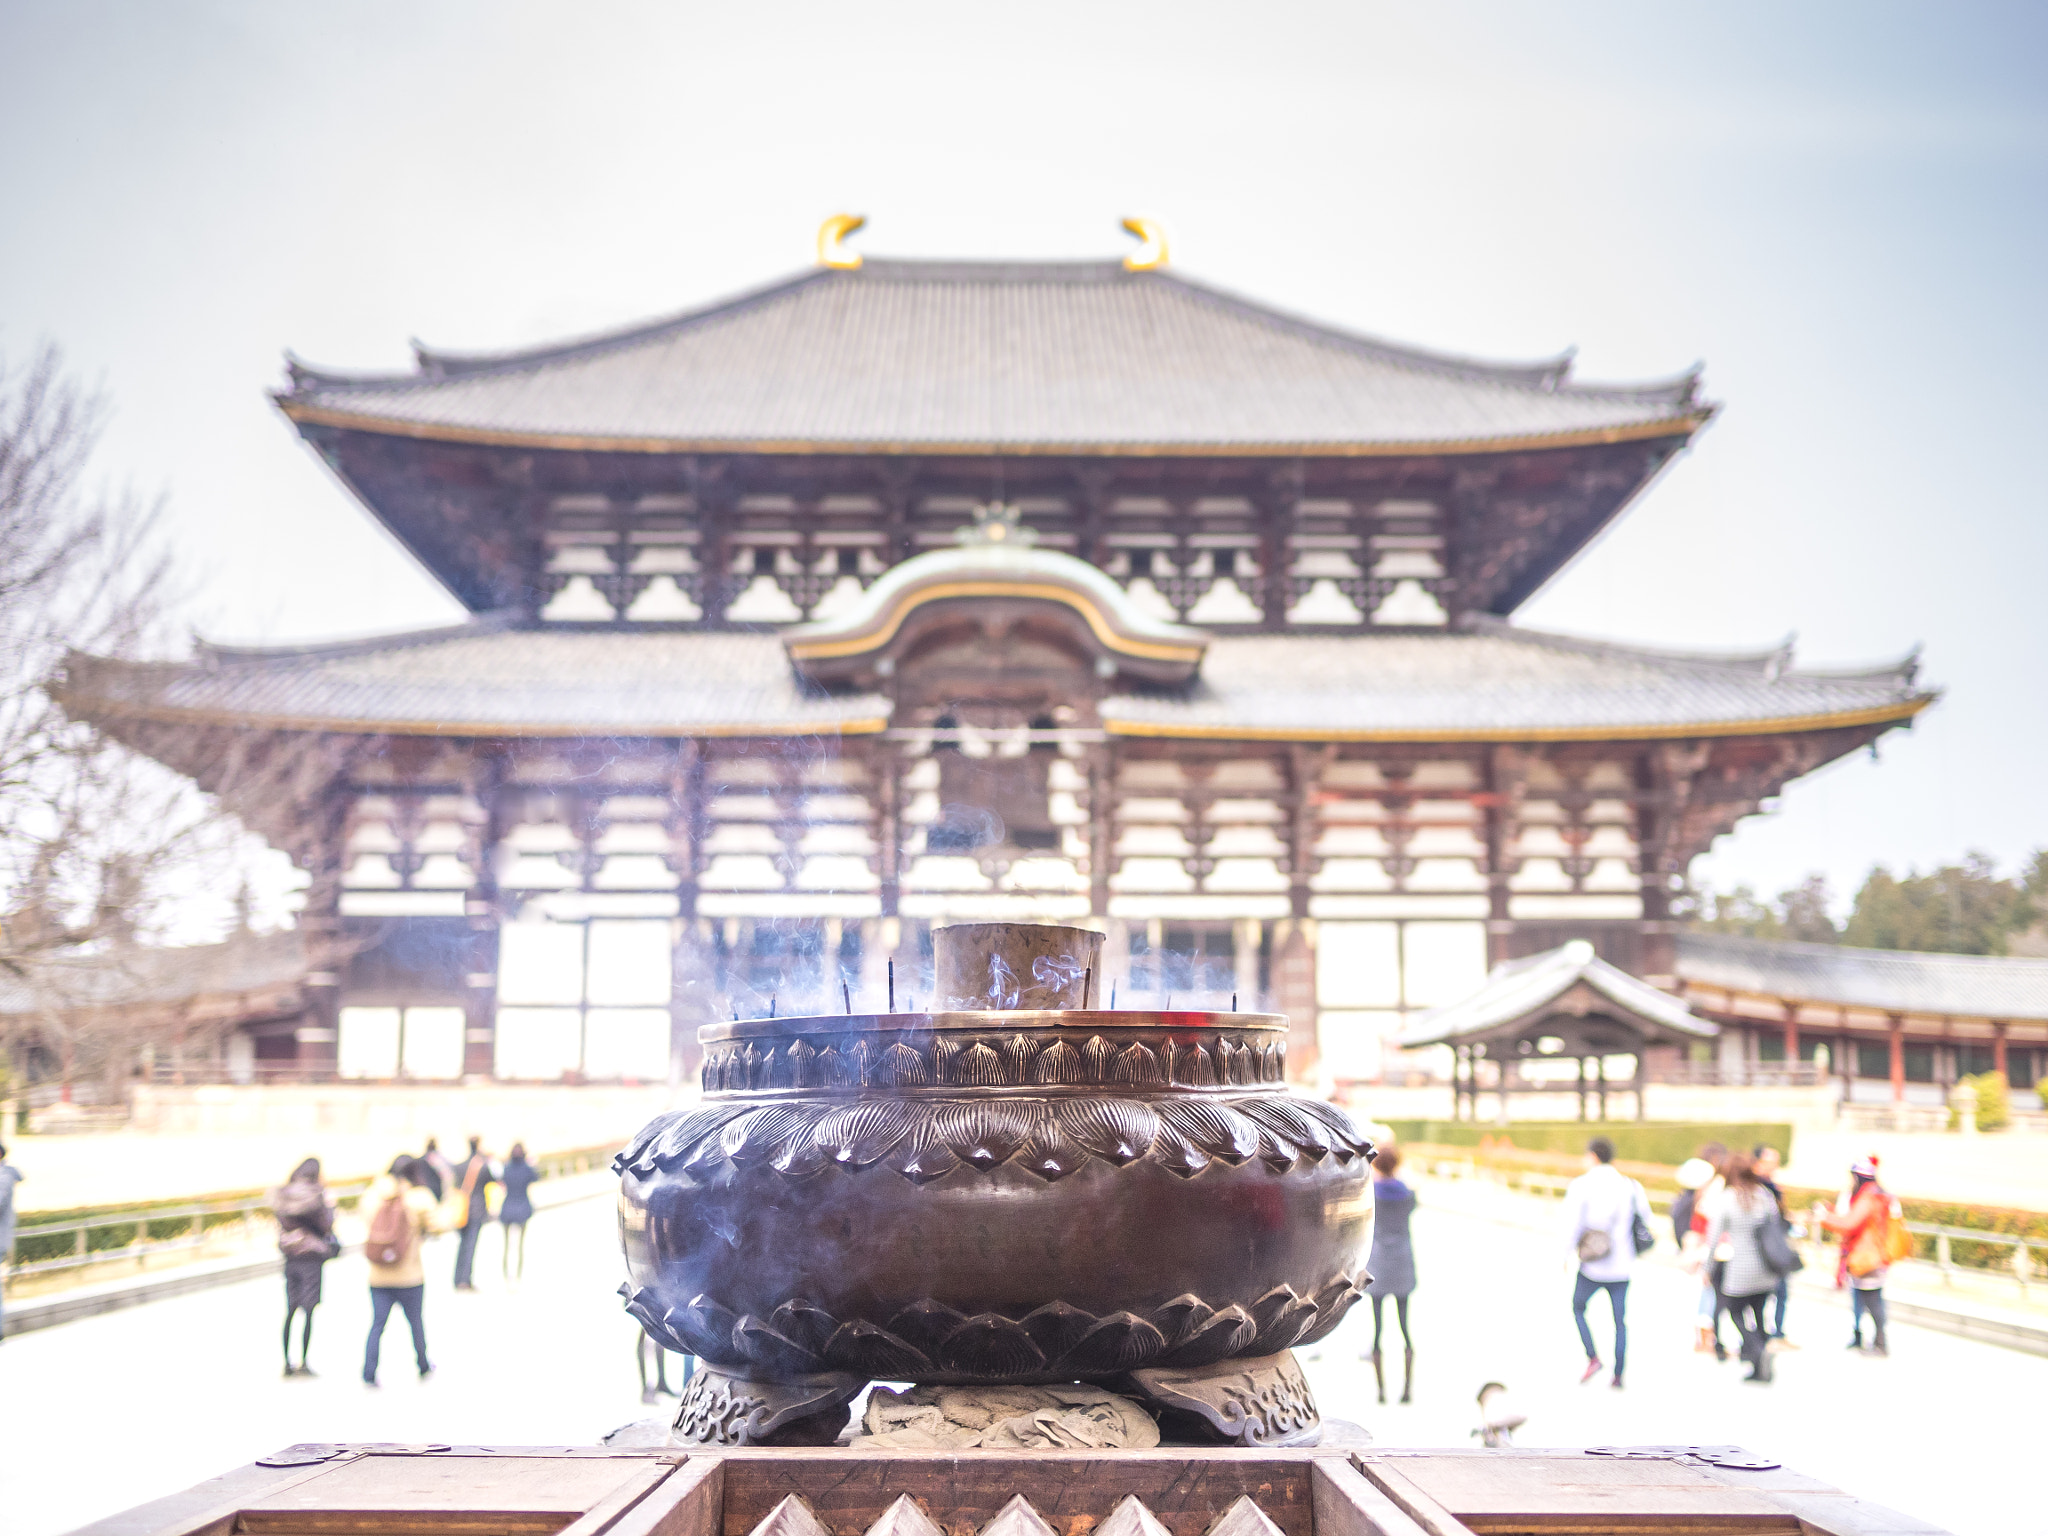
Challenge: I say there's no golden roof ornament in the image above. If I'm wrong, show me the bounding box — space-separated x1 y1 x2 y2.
1120 217 1167 271
817 213 866 270
957 501 1037 546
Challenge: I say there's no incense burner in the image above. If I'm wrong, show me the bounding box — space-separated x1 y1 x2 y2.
616 924 1374 1447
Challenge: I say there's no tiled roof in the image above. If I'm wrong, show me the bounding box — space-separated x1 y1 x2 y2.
1404 940 1715 1047
61 616 1928 742
59 621 890 737
278 260 1709 456
1099 617 1931 741
0 931 305 1016
1677 932 2048 1024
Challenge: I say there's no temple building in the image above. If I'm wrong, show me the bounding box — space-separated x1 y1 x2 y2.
60 221 1934 1087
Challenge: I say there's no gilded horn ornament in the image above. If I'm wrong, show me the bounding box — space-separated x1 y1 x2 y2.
817 213 867 270
1121 217 1168 271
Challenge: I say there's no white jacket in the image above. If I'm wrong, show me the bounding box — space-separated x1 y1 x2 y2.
1564 1163 1651 1282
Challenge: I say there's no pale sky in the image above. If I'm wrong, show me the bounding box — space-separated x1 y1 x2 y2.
3 1 2044 920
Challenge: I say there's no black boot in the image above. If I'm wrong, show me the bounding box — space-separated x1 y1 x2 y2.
1400 1347 1414 1405
1370 1348 1385 1405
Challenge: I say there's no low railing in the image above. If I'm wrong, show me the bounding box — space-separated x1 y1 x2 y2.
3 1144 617 1288
5 1183 370 1281
1898 1221 2041 1297
1421 1155 2045 1299
1646 1062 1828 1088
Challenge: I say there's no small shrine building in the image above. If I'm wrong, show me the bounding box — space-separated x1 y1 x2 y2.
60 223 1934 1086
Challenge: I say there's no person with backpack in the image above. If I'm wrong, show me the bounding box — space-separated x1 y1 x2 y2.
450 1135 496 1291
269 1157 339 1377
1821 1155 1907 1356
1562 1136 1653 1390
1702 1152 1798 1384
362 1155 443 1386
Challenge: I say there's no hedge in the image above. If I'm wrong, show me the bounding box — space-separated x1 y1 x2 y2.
1377 1120 1794 1168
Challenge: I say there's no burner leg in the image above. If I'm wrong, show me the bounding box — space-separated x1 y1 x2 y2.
669 1365 866 1447
1111 1349 1323 1447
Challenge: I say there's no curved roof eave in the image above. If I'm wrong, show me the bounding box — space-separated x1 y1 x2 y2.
1099 695 1935 744
274 397 1715 460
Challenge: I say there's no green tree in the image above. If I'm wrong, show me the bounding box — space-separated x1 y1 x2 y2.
1683 884 1782 938
1841 852 2038 955
1777 874 1839 943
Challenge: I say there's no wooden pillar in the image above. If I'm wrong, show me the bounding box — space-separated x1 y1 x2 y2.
1994 1021 2009 1079
1633 1049 1647 1122
1781 1000 1799 1076
1889 1013 1905 1103
1576 1055 1588 1122
1273 919 1319 1086
1087 747 1114 921
294 796 349 1082
1594 1053 1607 1122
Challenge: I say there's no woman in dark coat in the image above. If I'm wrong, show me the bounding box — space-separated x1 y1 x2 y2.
499 1142 542 1279
269 1157 337 1376
1363 1145 1417 1404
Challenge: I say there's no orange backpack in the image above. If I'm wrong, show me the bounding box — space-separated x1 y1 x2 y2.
1882 1198 1915 1264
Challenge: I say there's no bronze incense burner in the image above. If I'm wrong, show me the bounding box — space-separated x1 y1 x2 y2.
616 923 1375 1448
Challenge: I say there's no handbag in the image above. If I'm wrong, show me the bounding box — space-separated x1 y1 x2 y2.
1576 1228 1612 1263
1631 1211 1657 1256
1759 1211 1804 1276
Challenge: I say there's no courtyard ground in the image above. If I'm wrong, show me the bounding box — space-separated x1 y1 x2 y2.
1 1177 2038 1536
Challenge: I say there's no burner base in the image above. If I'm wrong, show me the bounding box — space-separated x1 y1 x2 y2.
1108 1350 1322 1448
671 1365 866 1447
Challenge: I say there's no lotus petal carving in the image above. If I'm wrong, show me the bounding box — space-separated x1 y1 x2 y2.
618 1275 1363 1384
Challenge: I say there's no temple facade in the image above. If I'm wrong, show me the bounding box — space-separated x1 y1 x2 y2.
61 228 1933 1086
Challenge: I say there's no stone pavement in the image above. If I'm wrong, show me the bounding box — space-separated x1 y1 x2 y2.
3 1179 2039 1536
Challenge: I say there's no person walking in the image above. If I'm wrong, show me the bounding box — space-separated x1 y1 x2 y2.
1752 1144 1794 1347
1562 1136 1651 1390
1703 1152 1781 1383
0 1142 22 1343
498 1142 541 1280
362 1156 442 1386
1361 1144 1417 1404
1821 1155 1899 1356
1685 1142 1732 1358
450 1135 496 1291
269 1157 338 1376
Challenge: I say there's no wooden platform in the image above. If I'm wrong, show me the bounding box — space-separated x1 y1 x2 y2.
69 1443 1948 1536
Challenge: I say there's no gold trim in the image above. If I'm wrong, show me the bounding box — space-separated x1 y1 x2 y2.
278 399 1714 460
787 579 1205 664
1099 697 1932 744
816 213 866 270
1121 216 1168 271
72 698 890 740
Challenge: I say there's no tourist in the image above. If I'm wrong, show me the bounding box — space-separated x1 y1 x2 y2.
1703 1152 1779 1383
362 1156 442 1386
1685 1142 1731 1358
450 1136 496 1291
416 1137 450 1202
0 1142 21 1343
1820 1156 1898 1356
1362 1144 1416 1404
1562 1136 1652 1389
268 1157 338 1376
499 1142 541 1279
1752 1143 1794 1346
